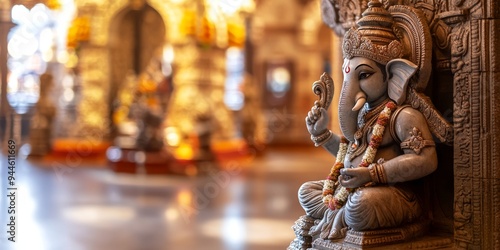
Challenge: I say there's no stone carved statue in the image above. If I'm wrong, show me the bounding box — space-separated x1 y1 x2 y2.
289 1 453 249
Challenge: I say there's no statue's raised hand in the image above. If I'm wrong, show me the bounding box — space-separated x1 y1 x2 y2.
305 103 329 136
306 72 334 137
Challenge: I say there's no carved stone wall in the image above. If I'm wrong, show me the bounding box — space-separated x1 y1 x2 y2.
321 0 500 248
451 0 500 248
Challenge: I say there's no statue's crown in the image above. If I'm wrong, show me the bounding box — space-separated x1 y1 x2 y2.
342 0 404 65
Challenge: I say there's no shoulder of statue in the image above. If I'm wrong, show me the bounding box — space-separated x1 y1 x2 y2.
389 105 425 143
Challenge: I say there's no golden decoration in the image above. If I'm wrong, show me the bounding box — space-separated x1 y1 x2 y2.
196 15 216 46
45 0 61 10
180 10 196 36
67 16 91 49
227 21 245 47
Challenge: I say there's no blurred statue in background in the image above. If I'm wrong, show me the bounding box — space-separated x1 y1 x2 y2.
240 73 267 152
194 114 216 165
29 73 57 156
113 52 169 152
289 1 453 249
129 74 165 152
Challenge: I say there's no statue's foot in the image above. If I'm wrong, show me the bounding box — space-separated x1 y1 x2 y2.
309 207 347 240
326 226 347 239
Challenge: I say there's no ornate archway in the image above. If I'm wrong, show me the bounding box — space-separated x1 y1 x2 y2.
71 0 179 140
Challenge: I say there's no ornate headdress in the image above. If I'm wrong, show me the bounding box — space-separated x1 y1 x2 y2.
342 0 404 65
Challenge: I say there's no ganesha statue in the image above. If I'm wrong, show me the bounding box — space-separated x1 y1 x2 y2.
289 1 453 249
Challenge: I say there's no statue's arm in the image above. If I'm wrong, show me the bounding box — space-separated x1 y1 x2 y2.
321 133 341 156
383 107 438 183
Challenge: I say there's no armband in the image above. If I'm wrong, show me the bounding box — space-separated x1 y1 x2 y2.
400 127 435 154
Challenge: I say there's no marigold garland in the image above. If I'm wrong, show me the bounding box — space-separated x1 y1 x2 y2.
322 101 396 210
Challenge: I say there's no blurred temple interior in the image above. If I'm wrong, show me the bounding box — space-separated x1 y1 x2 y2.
0 0 337 249
0 0 499 250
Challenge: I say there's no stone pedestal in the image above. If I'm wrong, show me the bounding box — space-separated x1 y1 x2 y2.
288 215 316 250
288 217 453 250
311 236 452 250
310 220 435 250
342 220 429 247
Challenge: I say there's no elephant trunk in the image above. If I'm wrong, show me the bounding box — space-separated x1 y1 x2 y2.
339 82 366 142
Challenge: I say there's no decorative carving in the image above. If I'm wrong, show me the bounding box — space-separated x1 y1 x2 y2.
389 5 432 91
406 88 453 144
313 232 453 249
449 2 476 249
342 28 404 65
400 127 435 154
337 0 368 30
321 0 369 36
453 74 471 181
450 25 469 74
288 215 316 250
453 181 472 239
342 219 429 247
312 72 335 111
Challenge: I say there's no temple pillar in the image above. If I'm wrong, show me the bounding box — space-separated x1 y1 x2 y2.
73 45 110 141
451 0 500 248
0 0 13 145
164 42 236 161
161 1 254 164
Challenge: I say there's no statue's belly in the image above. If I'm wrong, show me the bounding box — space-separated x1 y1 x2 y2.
344 143 401 168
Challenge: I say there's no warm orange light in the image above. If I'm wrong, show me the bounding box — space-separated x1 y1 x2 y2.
197 15 215 46
67 16 91 49
180 10 196 36
227 21 245 47
45 0 61 10
113 106 129 125
175 143 194 160
177 190 193 207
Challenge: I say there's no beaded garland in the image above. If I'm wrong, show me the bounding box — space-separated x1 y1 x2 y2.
322 101 397 210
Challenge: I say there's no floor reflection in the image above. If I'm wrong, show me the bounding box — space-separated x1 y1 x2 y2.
0 147 332 250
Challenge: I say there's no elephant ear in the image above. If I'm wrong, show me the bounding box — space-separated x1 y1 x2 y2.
386 59 418 105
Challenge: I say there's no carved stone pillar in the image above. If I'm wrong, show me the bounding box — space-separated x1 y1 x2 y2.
449 0 500 249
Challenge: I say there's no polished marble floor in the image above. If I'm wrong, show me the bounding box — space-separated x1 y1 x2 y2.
0 146 333 250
